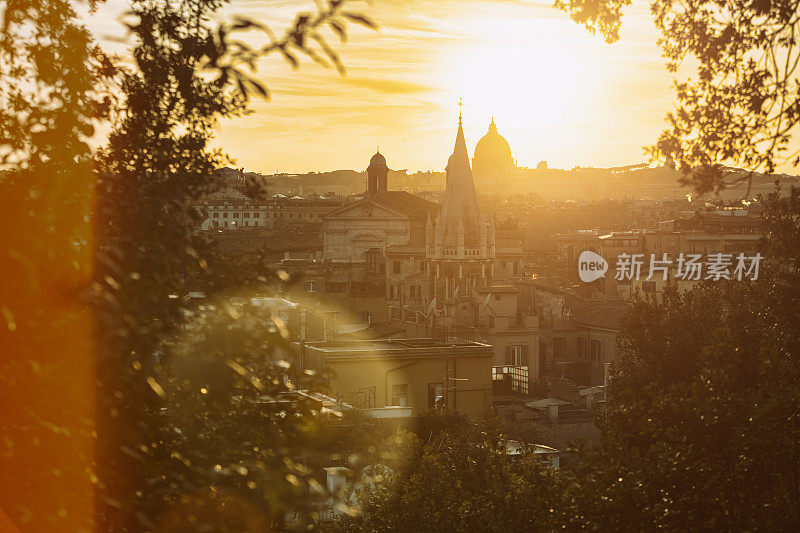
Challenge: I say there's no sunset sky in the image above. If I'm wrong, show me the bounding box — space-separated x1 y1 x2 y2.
90 1 686 174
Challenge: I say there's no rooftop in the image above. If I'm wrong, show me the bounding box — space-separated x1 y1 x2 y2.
370 190 437 218
472 285 518 294
303 337 493 359
563 296 627 330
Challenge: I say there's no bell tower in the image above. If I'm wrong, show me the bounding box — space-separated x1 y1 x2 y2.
367 150 388 195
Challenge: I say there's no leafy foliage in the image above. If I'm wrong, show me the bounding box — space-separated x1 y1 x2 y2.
552 0 632 43
338 419 571 533
146 303 334 531
89 0 374 529
569 190 800 530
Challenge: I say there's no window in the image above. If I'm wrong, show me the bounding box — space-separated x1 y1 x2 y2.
254 212 259 218
393 260 401 274
213 213 219 218
505 345 528 366
223 213 228 218
390 384 408 407
244 213 250 218
427 383 444 411
578 338 588 360
233 212 239 218
590 339 603 362
325 282 346 292
306 281 316 293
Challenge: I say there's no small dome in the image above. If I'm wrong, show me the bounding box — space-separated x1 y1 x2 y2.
369 151 387 167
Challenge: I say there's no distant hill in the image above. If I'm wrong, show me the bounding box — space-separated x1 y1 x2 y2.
225 164 799 201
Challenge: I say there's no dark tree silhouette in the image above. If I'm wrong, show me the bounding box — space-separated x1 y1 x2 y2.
94 0 374 529
337 419 571 533
1 0 374 530
566 190 800 530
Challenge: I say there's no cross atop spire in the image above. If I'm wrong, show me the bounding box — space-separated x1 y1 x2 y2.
458 98 463 125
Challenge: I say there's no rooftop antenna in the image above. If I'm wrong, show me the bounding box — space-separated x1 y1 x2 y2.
458 97 463 125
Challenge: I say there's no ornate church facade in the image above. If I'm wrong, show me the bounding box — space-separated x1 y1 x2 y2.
391 120 538 377
322 118 545 375
323 151 435 266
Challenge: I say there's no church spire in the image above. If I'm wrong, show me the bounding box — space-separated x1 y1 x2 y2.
439 114 483 249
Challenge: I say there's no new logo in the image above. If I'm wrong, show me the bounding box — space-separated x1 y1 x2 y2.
578 250 608 283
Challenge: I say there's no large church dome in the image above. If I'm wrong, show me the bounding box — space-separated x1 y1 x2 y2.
472 118 514 179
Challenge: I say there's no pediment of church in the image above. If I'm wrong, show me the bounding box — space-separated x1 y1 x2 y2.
351 233 384 242
324 199 409 220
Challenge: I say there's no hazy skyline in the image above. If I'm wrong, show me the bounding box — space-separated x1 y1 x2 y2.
87 1 733 174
